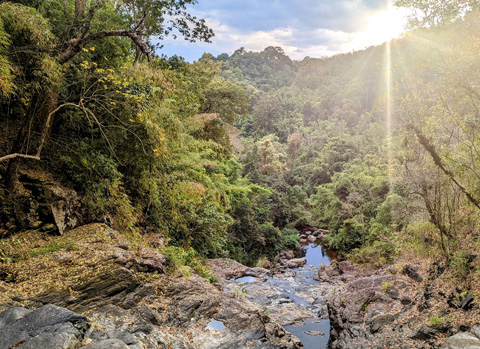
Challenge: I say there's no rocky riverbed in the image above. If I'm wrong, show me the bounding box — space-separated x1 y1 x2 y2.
0 224 301 349
209 232 337 349
1 225 480 348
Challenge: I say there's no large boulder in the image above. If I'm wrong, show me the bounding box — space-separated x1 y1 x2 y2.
0 304 87 349
441 332 480 348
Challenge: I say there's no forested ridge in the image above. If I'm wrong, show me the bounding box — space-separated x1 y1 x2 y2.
213 9 480 275
1 0 480 282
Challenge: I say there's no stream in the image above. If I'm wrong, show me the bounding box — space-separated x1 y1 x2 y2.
231 236 337 349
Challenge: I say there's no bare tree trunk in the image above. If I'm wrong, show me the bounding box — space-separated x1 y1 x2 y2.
420 183 452 257
75 0 85 18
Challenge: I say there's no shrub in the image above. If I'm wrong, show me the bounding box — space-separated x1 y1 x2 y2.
160 246 218 282
429 315 443 327
280 228 300 250
348 240 395 265
450 251 473 279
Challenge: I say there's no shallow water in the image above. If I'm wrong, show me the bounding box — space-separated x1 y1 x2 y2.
275 241 333 348
235 276 258 283
284 318 330 349
243 239 335 349
299 242 336 267
206 319 225 332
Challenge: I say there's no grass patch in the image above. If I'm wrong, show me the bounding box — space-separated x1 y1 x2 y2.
429 315 444 327
381 280 394 292
28 240 78 258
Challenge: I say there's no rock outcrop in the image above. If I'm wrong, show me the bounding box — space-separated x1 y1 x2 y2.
324 260 480 348
0 224 302 348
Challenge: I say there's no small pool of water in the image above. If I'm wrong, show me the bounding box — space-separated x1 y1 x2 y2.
235 276 257 283
298 241 337 267
284 318 330 349
206 319 225 332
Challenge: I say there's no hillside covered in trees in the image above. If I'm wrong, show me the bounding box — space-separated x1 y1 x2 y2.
211 10 480 273
1 0 480 277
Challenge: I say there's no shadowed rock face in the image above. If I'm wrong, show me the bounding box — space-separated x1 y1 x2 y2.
0 304 87 349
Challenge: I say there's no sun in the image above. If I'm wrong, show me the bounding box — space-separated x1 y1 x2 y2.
359 6 408 47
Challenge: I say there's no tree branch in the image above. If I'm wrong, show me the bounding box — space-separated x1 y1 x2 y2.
36 102 81 157
411 125 480 211
0 153 40 163
59 8 151 65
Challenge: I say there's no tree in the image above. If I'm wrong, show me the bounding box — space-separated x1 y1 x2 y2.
1 0 213 188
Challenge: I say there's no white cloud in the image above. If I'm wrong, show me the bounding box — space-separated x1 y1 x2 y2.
158 1 409 61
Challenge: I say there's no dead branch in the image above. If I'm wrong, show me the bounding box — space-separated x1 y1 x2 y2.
411 125 480 211
0 153 40 163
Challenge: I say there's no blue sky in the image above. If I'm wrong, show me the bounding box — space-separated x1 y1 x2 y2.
158 0 408 61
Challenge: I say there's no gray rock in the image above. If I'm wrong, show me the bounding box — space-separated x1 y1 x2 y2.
336 261 355 274
402 265 423 282
369 315 395 333
459 295 475 311
470 325 480 339
19 304 86 332
0 305 86 349
47 185 82 234
0 307 30 328
411 325 437 340
19 332 80 349
87 339 129 349
305 330 324 336
137 249 166 273
441 332 480 348
33 267 140 312
286 258 307 268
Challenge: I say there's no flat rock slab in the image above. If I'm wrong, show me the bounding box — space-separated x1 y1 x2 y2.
442 332 480 348
305 330 325 336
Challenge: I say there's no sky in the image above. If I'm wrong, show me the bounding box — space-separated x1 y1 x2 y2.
158 0 409 62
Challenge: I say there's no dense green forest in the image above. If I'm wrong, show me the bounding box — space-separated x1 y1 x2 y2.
215 7 480 272
1 0 480 278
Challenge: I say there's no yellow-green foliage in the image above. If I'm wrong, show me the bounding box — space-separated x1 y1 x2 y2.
429 315 444 328
160 245 218 282
393 221 442 260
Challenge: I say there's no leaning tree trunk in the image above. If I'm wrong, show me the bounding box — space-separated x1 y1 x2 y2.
5 86 60 227
7 87 60 184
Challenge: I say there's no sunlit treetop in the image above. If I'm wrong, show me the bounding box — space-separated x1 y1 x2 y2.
395 0 479 28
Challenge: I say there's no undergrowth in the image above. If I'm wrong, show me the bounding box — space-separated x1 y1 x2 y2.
160 245 218 283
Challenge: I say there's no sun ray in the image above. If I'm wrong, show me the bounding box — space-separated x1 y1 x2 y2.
385 0 395 188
